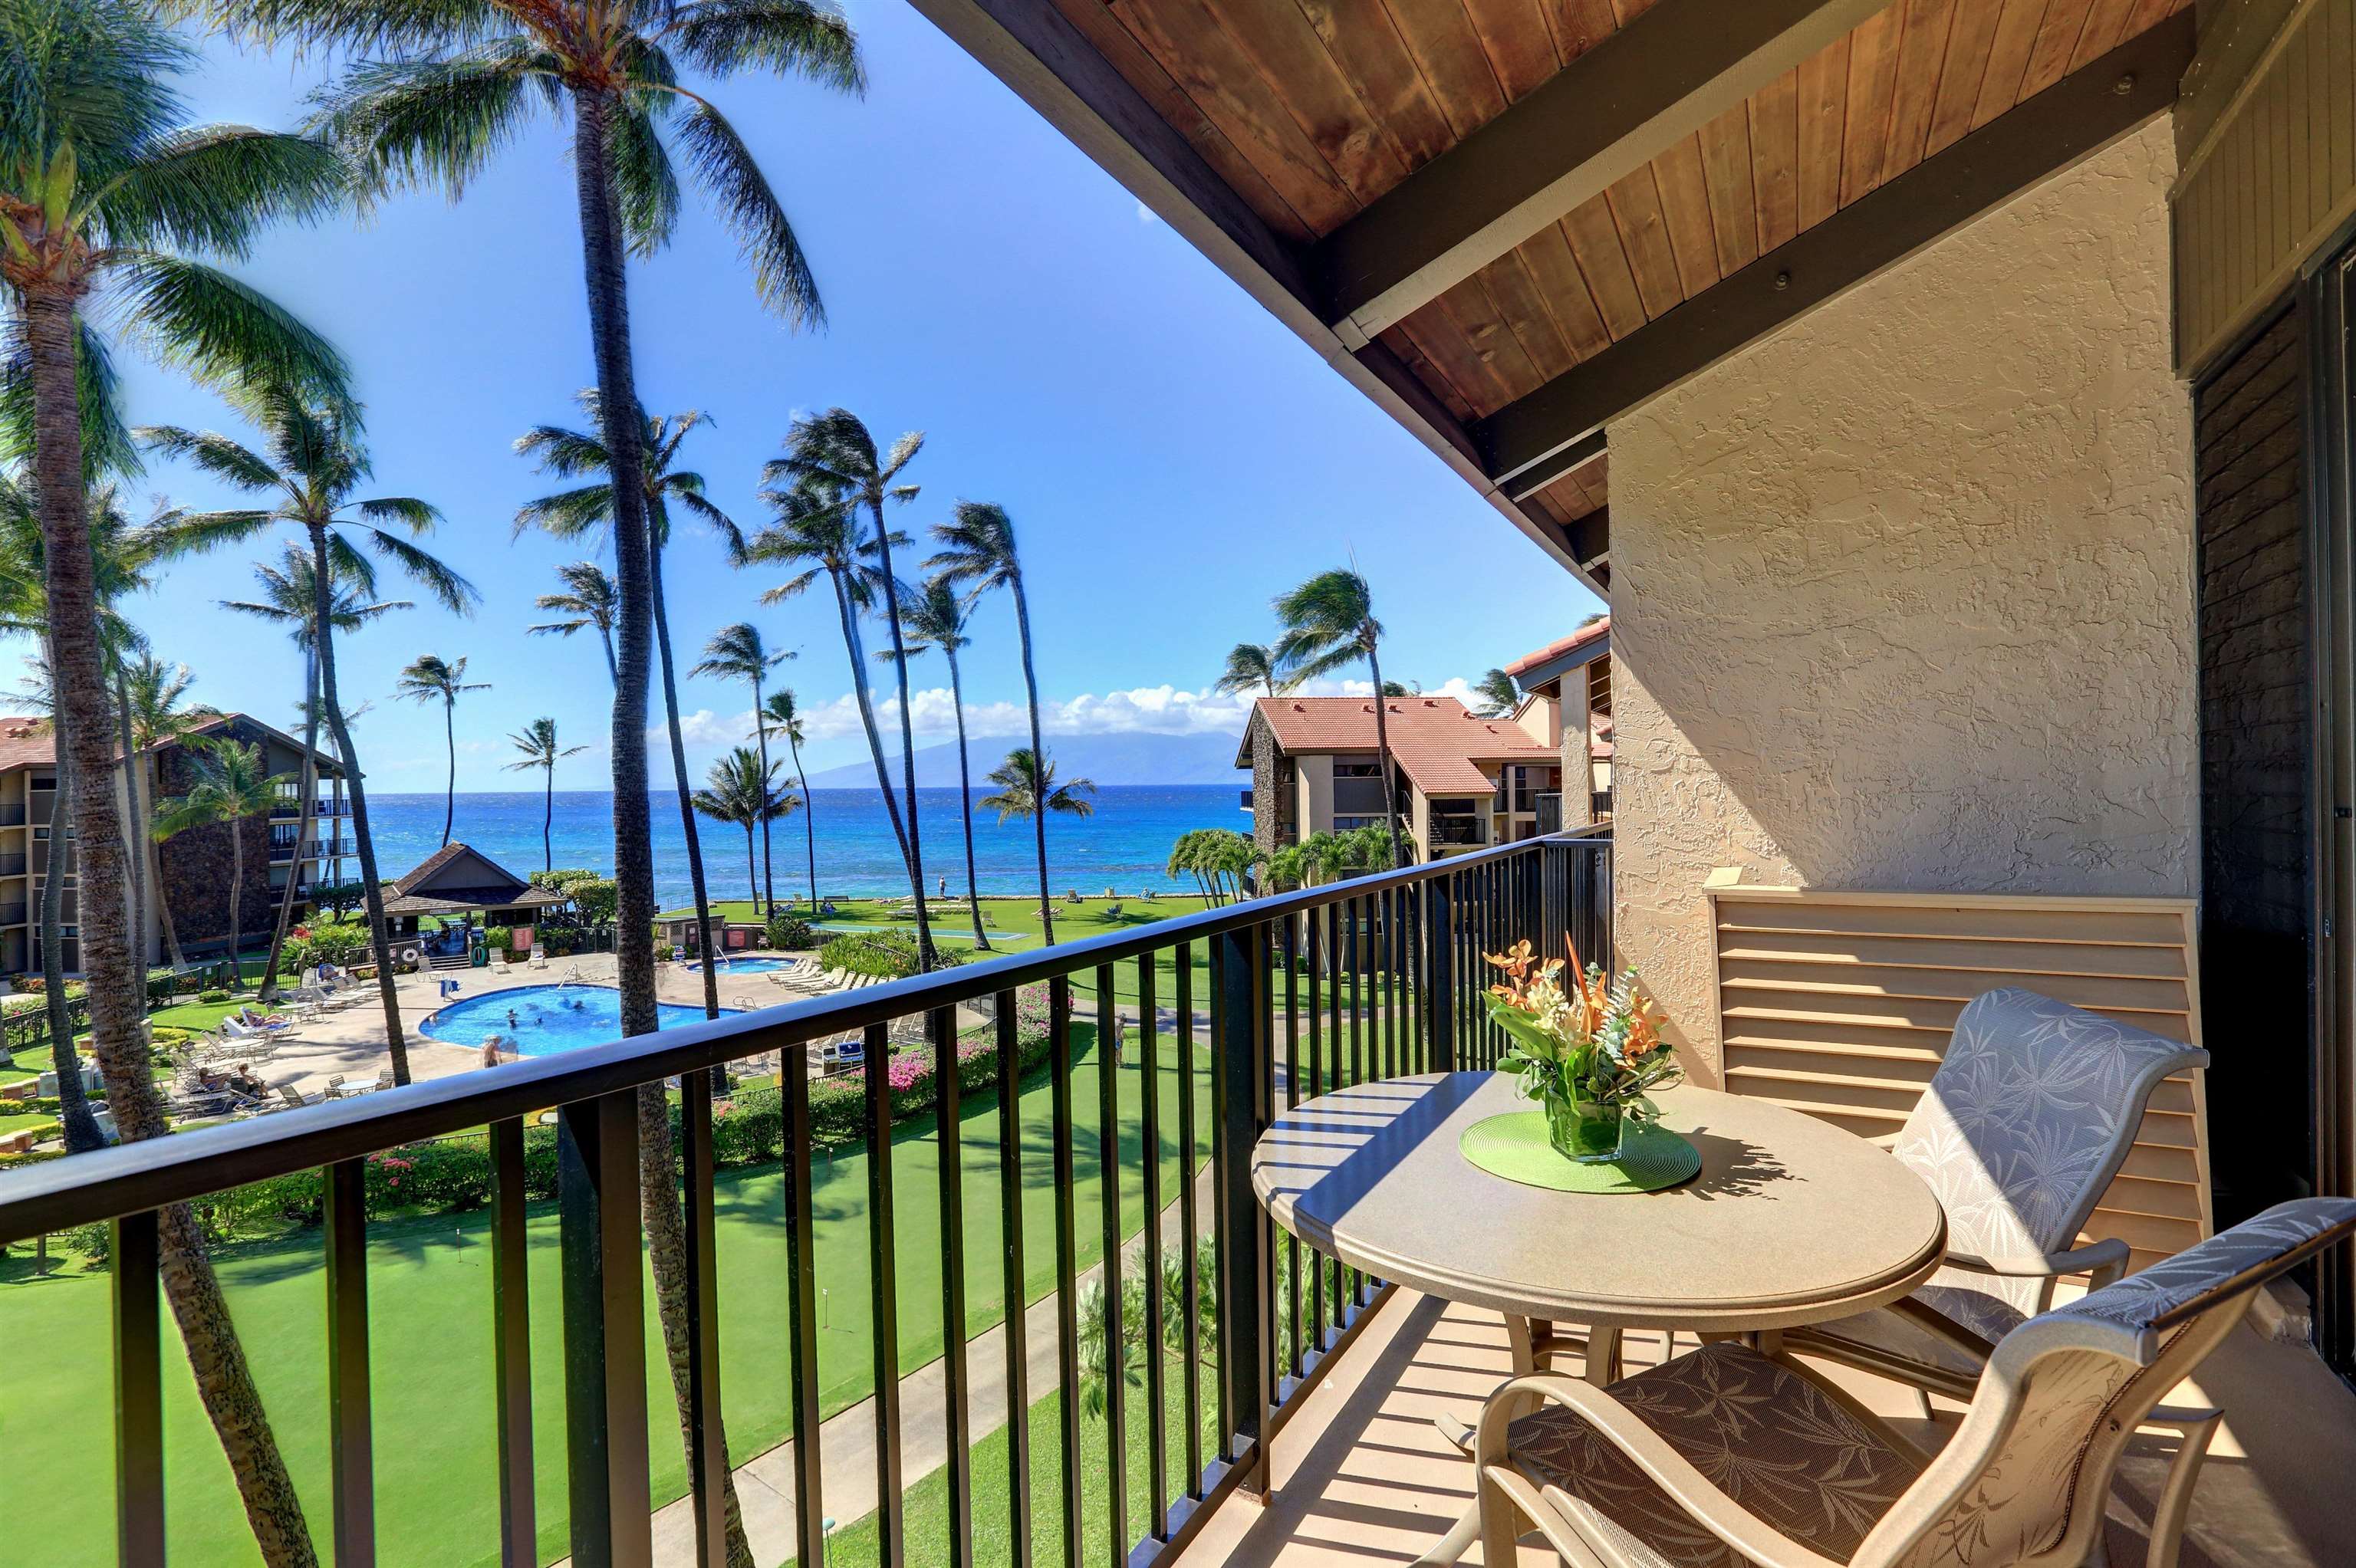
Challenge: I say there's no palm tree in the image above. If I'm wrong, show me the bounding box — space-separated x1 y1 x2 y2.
893 576 991 948
114 653 222 976
505 718 588 871
528 560 620 680
769 411 933 965
222 546 409 997
979 746 1095 832
516 393 741 1021
754 689 819 914
929 502 1058 941
151 738 292 1013
141 388 476 1090
746 485 929 938
1213 642 1288 699
393 653 489 847
692 623 791 915
1274 570 1403 858
1473 668 1519 718
692 748 793 907
2 44 350 1548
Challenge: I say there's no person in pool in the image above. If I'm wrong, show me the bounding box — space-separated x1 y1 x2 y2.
507 1008 520 1029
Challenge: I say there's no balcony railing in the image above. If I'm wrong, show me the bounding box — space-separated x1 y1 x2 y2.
0 902 25 926
1331 775 1388 815
0 853 25 877
0 805 24 827
0 832 1607 1567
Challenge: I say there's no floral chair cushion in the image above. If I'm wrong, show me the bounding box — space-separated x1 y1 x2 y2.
1507 1342 1923 1568
1890 988 2207 1322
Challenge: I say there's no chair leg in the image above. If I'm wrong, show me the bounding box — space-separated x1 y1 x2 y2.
2139 1406 2223 1568
1912 1386 1936 1423
1477 1464 1528 1568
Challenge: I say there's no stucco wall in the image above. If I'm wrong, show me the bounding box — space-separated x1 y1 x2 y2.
1607 119 2196 1081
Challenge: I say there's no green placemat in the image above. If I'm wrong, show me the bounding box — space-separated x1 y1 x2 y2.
1459 1112 1703 1193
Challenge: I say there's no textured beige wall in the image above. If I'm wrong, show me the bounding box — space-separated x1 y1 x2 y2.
1608 120 2196 1081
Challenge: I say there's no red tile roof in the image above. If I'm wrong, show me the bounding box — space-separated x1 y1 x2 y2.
0 721 53 772
1248 695 1555 796
1505 615 1609 679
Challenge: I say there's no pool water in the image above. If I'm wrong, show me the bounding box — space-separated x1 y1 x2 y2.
420 984 741 1057
686 955 795 973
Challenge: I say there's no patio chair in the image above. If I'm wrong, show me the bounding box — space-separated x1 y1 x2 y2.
275 1083 310 1111
1781 988 2210 1408
323 1074 347 1099
1475 1196 2356 1568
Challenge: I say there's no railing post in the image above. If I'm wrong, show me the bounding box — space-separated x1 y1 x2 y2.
1213 921 1272 1492
111 1209 163 1568
558 1090 653 1568
1423 878 1456 1073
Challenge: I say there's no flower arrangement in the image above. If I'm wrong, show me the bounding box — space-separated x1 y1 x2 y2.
1482 938 1681 1162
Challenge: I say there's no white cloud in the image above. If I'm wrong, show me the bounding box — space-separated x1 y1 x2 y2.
650 675 1481 756
1135 200 1162 226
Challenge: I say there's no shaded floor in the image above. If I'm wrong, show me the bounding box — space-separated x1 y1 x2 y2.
1170 1289 2356 1568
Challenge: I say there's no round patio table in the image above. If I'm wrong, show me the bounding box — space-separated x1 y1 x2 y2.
1249 1071 1947 1566
1252 1070 1945 1368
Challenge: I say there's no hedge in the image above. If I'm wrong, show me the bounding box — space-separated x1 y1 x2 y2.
818 929 966 979
53 985 1071 1256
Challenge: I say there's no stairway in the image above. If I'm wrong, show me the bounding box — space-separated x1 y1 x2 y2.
427 952 471 973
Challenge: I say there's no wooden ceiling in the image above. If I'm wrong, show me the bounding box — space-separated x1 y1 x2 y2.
923 0 2197 587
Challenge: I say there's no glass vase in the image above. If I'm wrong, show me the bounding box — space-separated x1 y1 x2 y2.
1546 1096 1624 1163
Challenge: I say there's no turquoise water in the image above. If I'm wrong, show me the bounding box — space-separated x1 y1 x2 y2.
687 955 793 974
419 984 741 1056
352 784 1240 911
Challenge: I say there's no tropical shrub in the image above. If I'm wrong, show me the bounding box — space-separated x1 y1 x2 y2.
198 989 232 1004
819 929 919 977
286 925 372 970
484 925 516 955
765 909 815 949
569 878 619 929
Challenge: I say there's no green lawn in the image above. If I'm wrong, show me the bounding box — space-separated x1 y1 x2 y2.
0 1022 1212 1567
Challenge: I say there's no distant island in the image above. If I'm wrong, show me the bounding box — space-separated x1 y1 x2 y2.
800 728 1244 790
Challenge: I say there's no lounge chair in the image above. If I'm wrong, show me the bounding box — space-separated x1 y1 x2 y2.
1101 902 1124 920
1473 1197 2356 1568
275 1083 310 1111
1780 988 2210 1409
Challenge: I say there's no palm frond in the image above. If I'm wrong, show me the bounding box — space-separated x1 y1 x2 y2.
514 421 610 476
107 250 355 417
306 47 552 206
356 524 475 613
89 125 349 258
354 495 441 531
664 91 821 327
195 0 508 58
515 482 615 541
133 424 282 490
663 0 864 89
608 98 682 258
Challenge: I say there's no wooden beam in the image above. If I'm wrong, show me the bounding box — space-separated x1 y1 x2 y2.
1318 0 1890 347
903 0 1603 593
1476 12 2196 486
1505 430 1608 502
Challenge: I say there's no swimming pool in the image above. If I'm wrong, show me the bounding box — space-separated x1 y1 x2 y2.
685 955 795 973
420 984 742 1057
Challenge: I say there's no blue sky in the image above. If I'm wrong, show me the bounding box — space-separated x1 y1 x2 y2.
67 1 1601 791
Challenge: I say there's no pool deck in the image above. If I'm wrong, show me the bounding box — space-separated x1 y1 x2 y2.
231 952 807 1099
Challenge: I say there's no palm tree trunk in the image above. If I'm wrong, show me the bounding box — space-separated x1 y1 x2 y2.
572 84 755 1568
867 500 934 968
308 523 410 1088
114 671 144 988
1011 578 1055 944
226 829 244 986
597 623 617 684
440 699 456 847
260 651 320 1001
41 756 102 1152
148 782 186 969
25 285 318 1564
789 732 817 914
649 535 720 1020
542 764 554 871
829 567 920 913
1364 644 1404 860
751 673 775 917
943 649 990 949
745 825 758 905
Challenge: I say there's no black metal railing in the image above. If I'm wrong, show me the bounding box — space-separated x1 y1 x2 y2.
0 901 25 926
0 804 24 827
0 852 25 876
0 832 1608 1568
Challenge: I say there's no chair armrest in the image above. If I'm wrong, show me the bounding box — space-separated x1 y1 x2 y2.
1473 1372 1847 1568
1943 1235 2131 1290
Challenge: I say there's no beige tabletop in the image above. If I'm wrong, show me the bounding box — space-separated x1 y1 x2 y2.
1251 1072 1946 1333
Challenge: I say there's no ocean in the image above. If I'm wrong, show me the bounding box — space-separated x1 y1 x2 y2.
354 785 1245 909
